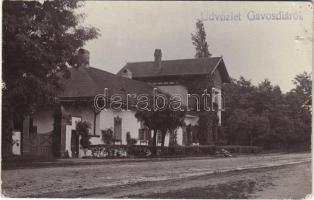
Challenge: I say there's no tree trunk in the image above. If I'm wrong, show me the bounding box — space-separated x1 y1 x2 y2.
152 129 157 156
152 129 157 146
2 118 14 157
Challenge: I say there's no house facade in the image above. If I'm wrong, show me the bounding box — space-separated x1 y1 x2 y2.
118 49 230 145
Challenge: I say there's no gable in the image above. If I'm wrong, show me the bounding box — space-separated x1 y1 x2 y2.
212 68 223 89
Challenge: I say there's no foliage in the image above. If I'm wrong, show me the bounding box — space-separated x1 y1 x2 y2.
135 110 185 147
169 130 178 146
86 144 261 158
180 75 219 145
101 128 114 145
126 132 138 145
197 111 219 145
76 121 91 148
223 72 312 151
2 0 99 154
191 19 211 58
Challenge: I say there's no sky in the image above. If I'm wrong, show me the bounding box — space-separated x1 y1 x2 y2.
78 1 313 92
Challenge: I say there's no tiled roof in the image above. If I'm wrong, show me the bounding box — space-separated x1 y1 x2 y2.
117 57 230 83
58 66 155 98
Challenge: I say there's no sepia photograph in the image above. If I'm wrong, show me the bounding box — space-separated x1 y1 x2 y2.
1 1 313 199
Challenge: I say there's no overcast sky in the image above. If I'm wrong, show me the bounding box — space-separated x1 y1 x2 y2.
79 1 313 92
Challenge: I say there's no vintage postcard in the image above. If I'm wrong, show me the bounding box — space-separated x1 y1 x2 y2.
1 1 313 199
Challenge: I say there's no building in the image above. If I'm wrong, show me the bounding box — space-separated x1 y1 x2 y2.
21 50 169 158
19 48 230 159
118 49 230 145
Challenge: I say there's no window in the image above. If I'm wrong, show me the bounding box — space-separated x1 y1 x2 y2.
114 117 122 141
157 132 162 143
138 128 150 141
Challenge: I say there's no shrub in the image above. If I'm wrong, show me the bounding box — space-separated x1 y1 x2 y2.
76 121 91 148
84 144 262 158
101 128 114 145
126 132 138 145
199 145 216 154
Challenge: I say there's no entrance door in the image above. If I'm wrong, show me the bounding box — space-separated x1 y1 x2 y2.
71 130 79 158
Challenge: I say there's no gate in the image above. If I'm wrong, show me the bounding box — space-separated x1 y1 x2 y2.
29 131 54 158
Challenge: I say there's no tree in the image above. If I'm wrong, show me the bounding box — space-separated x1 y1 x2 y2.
126 132 137 145
292 71 312 99
285 72 312 150
135 110 185 147
223 73 311 151
197 111 219 145
159 110 186 146
76 121 91 149
101 128 114 145
191 19 211 58
2 0 99 154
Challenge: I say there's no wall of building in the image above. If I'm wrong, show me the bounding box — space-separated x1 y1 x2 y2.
157 85 188 106
29 103 196 158
64 105 95 134
32 107 55 134
176 127 183 146
65 116 81 157
184 115 199 126
212 66 223 89
99 109 141 145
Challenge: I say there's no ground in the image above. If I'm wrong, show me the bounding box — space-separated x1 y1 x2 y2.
1 153 311 198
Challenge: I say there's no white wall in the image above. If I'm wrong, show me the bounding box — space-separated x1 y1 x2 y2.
184 115 199 126
62 105 144 156
65 117 81 157
65 105 95 134
176 127 183 146
157 85 188 106
12 130 21 155
99 109 141 145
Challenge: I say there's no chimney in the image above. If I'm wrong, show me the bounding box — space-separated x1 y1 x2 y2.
154 49 162 69
121 68 132 79
77 48 90 68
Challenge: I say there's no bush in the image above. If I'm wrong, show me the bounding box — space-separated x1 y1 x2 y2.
76 121 91 148
101 128 114 145
126 132 137 145
84 144 262 158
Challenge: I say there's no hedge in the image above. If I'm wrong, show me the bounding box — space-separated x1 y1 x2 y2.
82 144 262 158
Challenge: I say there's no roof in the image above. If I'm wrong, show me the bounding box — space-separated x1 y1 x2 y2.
58 66 155 99
117 57 230 83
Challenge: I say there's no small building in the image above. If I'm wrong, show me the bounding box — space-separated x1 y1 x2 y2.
21 50 170 158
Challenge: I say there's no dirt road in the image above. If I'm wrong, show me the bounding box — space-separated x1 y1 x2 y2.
1 153 311 198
